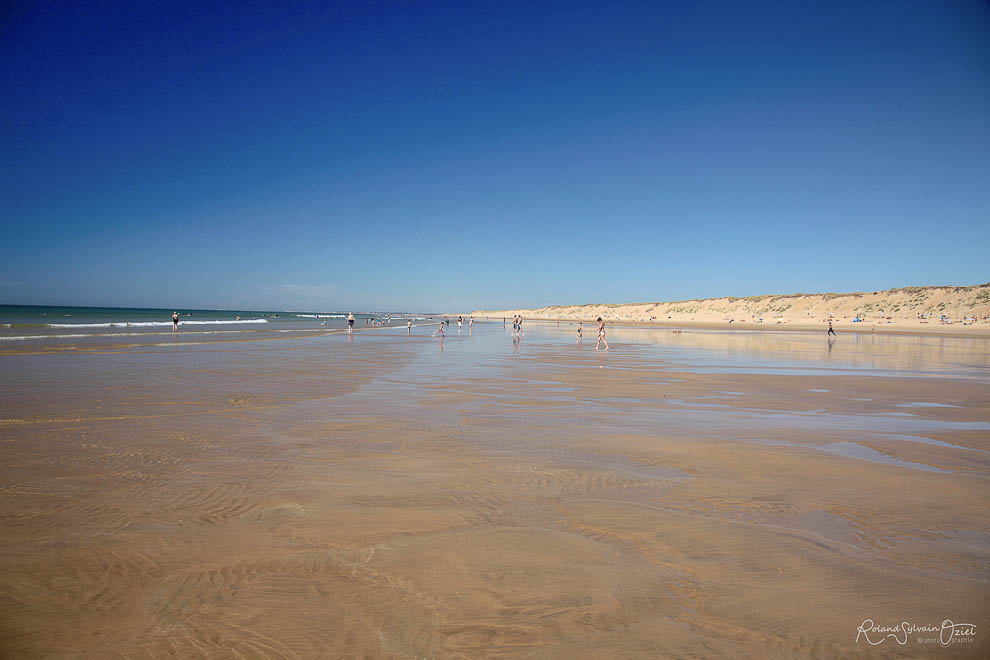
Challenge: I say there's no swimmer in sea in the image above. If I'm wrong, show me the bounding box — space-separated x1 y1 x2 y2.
172 311 179 331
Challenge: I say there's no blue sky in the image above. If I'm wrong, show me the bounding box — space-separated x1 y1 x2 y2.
2 0 988 311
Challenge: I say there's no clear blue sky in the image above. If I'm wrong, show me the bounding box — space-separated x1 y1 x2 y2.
2 1 988 311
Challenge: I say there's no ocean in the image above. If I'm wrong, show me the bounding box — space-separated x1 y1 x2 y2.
0 304 428 345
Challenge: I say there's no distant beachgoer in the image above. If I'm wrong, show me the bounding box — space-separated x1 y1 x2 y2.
517 316 523 336
437 322 445 337
827 319 836 337
577 322 583 342
469 317 473 329
512 316 518 335
172 311 179 331
595 317 609 351
347 313 355 332
457 316 462 330
236 315 241 321
407 319 412 334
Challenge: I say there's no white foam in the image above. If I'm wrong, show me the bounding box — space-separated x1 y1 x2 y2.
897 402 962 408
0 329 264 341
45 319 269 328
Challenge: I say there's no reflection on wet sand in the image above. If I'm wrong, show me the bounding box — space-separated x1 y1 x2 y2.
0 323 987 657
597 326 990 378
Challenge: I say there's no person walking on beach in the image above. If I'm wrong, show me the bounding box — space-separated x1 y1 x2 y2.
407 319 412 334
577 322 583 342
457 316 462 330
347 312 355 333
172 311 179 331
595 317 609 351
517 316 524 337
827 319 836 337
469 317 473 330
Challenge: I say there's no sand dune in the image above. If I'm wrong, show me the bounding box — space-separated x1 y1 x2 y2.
474 282 990 332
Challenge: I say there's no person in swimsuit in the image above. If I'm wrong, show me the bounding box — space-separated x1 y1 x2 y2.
577 322 583 342
827 319 836 337
172 311 179 331
517 316 523 336
407 319 412 334
347 312 355 332
595 317 609 351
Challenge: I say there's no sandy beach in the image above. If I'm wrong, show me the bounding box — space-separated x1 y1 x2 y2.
1 322 988 657
472 283 990 336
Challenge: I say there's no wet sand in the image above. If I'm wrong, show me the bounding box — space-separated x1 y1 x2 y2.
1 324 988 657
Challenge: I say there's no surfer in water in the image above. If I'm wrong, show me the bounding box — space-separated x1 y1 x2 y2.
172 311 179 331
